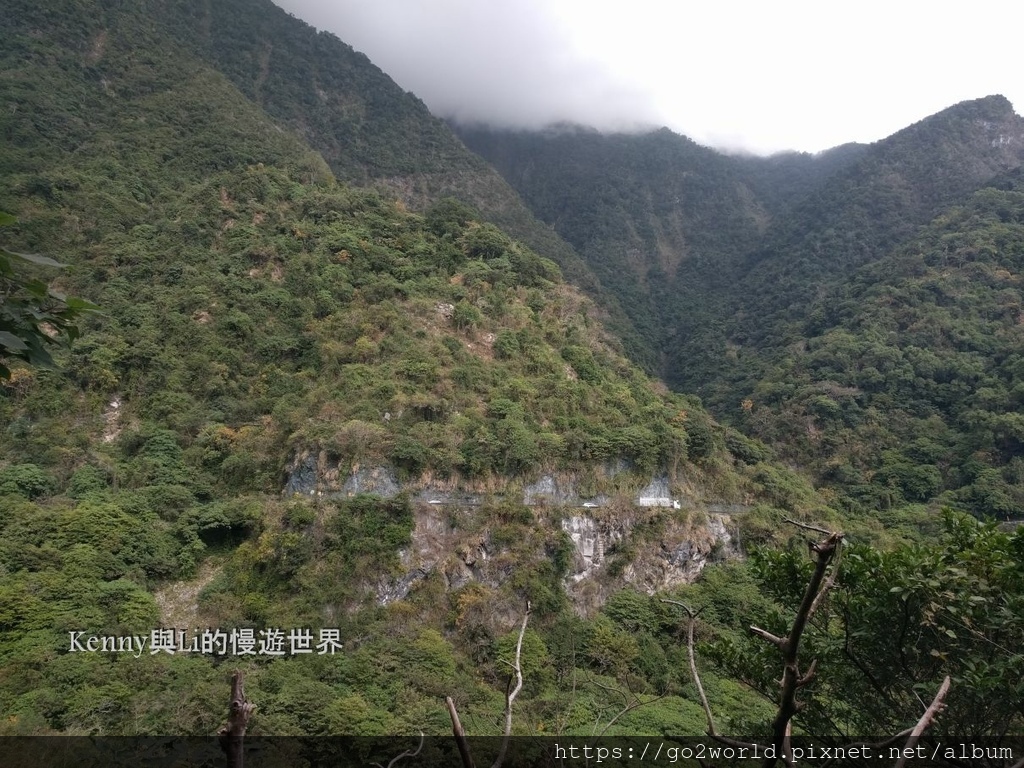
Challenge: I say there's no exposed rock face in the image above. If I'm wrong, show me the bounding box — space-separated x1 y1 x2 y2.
523 474 577 506
283 453 400 498
374 502 737 612
342 466 400 498
287 453 743 611
374 503 493 604
283 453 318 496
561 510 735 598
286 457 686 511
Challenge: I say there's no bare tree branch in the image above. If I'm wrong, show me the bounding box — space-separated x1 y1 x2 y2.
371 733 425 768
446 603 531 768
587 673 666 738
750 625 786 648
751 531 843 767
661 600 716 735
491 601 530 768
796 658 817 688
783 518 834 536
893 676 950 768
661 599 758 752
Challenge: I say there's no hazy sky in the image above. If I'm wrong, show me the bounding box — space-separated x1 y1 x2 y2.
272 0 1023 155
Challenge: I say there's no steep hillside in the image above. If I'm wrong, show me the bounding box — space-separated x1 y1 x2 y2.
160 0 656 363
457 99 1024 391
740 173 1024 517
454 125 785 373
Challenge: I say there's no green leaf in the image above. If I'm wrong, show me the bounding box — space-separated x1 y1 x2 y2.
65 297 101 312
0 330 29 351
1 249 65 268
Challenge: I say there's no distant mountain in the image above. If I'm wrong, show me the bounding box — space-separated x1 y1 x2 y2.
731 96 1024 345
454 124 791 371
744 173 1024 516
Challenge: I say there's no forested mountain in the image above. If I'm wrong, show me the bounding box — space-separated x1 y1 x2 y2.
155 0 652 361
453 124 873 375
455 96 1024 516
1 0 1022 752
454 125 772 369
743 174 1024 516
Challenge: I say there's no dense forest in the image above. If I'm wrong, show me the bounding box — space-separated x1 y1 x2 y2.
1 0 1022 762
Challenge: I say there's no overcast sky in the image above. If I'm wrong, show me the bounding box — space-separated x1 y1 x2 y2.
272 0 1023 155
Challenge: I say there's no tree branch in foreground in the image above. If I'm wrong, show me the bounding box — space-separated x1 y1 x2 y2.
754 530 843 767
446 601 531 768
667 524 956 768
371 733 425 768
892 676 950 768
445 696 475 768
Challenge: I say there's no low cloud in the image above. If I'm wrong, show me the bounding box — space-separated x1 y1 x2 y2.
272 0 663 131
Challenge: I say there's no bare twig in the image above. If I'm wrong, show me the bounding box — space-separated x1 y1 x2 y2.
797 658 817 687
588 674 666 738
444 602 531 768
749 625 786 648
893 676 950 768
371 733 425 768
783 518 834 536
661 600 716 734
661 599 758 752
218 671 255 768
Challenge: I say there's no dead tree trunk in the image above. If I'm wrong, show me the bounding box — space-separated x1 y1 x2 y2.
218 670 254 768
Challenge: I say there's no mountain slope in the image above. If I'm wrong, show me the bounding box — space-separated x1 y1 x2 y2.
454 124 784 373
741 173 1024 516
457 98 1024 394
675 96 1024 404
156 0 656 364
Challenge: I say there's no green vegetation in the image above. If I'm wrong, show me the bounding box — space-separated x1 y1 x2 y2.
710 512 1023 744
0 0 778 737
1 0 1022 745
458 98 1024 523
0 212 98 378
738 182 1024 516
